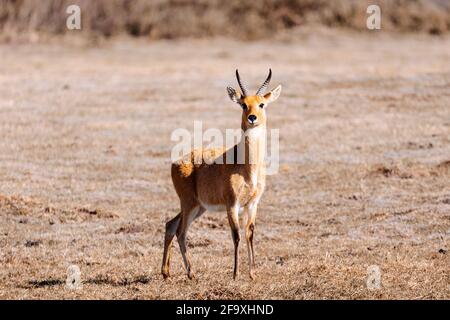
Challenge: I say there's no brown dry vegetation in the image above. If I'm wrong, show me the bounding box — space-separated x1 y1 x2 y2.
0 29 449 299
1 0 450 42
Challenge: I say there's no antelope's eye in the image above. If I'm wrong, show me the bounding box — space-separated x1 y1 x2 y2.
241 104 248 110
259 103 265 109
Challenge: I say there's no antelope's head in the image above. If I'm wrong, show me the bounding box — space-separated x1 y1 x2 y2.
227 69 282 131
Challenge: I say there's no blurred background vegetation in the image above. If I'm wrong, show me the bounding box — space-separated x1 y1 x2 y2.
1 0 449 42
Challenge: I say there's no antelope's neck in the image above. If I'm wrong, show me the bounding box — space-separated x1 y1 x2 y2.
239 125 266 182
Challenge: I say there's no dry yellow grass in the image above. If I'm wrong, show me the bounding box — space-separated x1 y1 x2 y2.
0 30 449 299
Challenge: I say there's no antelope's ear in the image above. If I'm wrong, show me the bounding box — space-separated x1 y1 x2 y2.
227 86 241 103
264 85 282 103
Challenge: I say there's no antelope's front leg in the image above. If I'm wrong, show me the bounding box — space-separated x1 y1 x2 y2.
227 204 240 280
245 205 257 280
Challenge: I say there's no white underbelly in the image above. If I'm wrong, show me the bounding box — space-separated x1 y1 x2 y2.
202 203 226 212
199 201 244 214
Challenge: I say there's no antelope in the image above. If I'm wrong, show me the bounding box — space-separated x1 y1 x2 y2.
161 69 282 280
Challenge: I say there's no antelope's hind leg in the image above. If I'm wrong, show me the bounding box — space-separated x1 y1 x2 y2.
162 212 181 279
177 204 206 279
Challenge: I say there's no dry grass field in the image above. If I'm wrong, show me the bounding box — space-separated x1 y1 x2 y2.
0 29 449 299
2 0 450 40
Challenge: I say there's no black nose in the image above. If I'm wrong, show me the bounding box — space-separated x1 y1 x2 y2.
248 115 257 123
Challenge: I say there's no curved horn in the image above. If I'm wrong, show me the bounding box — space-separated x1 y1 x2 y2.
235 69 249 97
256 69 272 96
